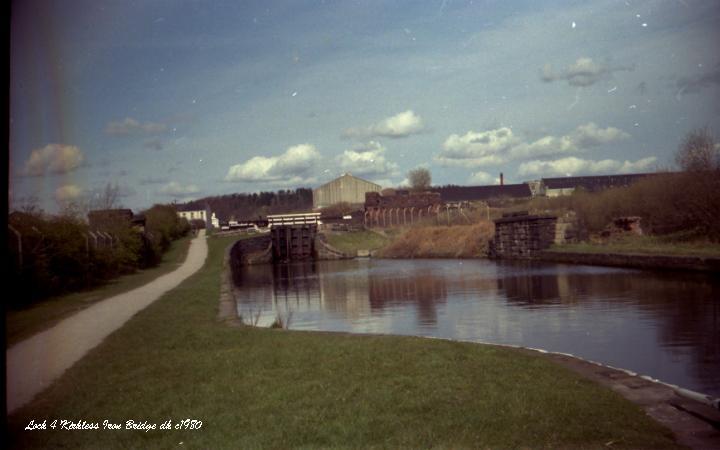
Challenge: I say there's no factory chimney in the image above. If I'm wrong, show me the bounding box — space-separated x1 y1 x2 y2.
500 172 504 186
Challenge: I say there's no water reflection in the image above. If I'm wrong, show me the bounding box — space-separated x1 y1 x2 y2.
232 259 719 397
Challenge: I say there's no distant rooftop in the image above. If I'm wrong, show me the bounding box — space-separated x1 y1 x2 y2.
541 173 661 191
432 184 532 202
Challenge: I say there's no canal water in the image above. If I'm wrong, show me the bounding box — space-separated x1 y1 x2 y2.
232 259 720 397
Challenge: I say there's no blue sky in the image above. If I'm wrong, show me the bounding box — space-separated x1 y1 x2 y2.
10 0 720 213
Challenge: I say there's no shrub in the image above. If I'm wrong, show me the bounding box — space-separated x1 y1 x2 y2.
144 204 191 252
511 170 720 241
8 203 191 307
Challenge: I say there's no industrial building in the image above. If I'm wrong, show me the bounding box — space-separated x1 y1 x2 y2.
538 173 656 197
313 173 382 209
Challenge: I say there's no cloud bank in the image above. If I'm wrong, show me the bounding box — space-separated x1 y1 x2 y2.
336 141 400 177
105 117 168 135
436 123 630 168
55 184 83 202
225 144 321 183
343 110 425 139
23 144 84 176
540 58 634 87
518 156 657 177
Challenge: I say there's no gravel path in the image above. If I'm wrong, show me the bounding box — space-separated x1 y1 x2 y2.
6 230 208 414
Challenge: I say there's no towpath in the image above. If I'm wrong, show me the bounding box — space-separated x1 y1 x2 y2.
6 230 208 414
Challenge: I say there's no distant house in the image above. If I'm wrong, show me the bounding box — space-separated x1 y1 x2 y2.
176 206 212 229
313 173 382 209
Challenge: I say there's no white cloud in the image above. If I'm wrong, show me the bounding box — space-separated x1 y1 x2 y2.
225 144 321 182
436 127 517 167
55 184 83 202
23 144 84 176
442 127 518 158
572 122 630 146
343 110 425 139
508 135 577 160
518 156 657 177
105 117 167 135
159 181 200 196
336 141 400 177
437 123 630 168
540 57 634 87
467 171 496 185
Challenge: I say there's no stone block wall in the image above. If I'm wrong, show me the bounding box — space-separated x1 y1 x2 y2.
229 235 272 269
554 212 578 245
490 213 558 258
314 235 353 260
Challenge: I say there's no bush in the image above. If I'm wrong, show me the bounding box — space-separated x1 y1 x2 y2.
7 204 191 307
512 170 720 241
144 204 191 252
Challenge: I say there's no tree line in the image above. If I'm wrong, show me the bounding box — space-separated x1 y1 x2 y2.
178 188 313 221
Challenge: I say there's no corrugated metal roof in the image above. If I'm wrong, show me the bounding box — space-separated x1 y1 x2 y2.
315 173 381 190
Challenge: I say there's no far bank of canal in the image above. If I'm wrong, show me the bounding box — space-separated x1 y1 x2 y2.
232 258 720 398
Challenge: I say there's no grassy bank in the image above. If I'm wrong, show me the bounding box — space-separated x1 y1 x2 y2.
8 235 680 449
550 234 720 258
6 236 191 346
323 229 390 255
378 221 494 258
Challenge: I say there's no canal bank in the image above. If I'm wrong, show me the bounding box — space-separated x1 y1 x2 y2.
226 251 720 448
318 226 720 273
9 234 688 449
536 250 720 273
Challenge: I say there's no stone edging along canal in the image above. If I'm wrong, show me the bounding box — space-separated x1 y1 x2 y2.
536 250 720 273
430 337 720 450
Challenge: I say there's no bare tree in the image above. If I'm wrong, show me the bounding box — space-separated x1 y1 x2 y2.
89 182 122 210
15 195 43 216
676 127 719 172
408 167 432 191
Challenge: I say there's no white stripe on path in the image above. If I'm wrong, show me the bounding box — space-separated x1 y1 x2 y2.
6 230 209 414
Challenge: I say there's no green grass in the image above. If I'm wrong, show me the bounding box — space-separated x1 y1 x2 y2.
5 236 192 347
324 230 390 255
7 235 681 449
550 234 720 258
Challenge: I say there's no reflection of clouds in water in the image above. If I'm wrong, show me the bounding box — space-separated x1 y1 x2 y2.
231 259 720 396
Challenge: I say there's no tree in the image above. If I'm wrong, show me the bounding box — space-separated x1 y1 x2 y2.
408 167 432 191
676 127 719 172
89 182 122 210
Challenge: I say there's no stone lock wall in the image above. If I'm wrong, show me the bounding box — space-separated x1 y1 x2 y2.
490 213 558 258
314 235 354 260
229 235 272 269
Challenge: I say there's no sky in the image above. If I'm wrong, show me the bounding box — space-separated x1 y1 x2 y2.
9 0 720 213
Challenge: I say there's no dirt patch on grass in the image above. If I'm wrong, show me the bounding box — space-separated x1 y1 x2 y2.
378 221 494 258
